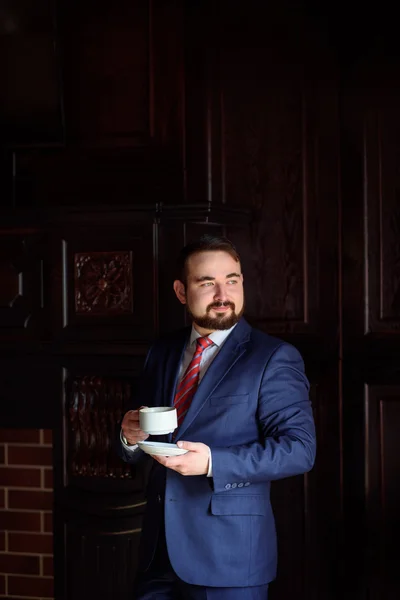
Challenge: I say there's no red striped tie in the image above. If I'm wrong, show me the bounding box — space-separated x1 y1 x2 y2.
174 336 213 426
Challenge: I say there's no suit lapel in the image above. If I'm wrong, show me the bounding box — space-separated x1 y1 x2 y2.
175 319 252 441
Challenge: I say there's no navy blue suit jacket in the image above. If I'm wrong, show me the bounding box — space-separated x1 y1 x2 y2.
118 318 316 587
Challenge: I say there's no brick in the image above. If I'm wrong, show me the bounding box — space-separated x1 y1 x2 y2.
0 429 40 444
9 532 53 554
8 574 54 598
0 511 41 532
8 446 52 467
0 531 5 551
0 553 40 575
9 490 53 511
43 512 53 533
42 555 53 576
43 469 53 489
0 467 41 488
42 430 53 444
0 445 4 465
0 489 4 508
0 573 5 594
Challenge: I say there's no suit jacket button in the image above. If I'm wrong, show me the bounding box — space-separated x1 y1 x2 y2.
237 483 244 488
231 483 237 488
244 482 250 486
225 483 231 490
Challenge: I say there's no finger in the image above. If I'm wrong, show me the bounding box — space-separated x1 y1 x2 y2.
123 416 140 427
123 418 142 428
176 441 201 452
152 455 185 470
124 427 147 437
125 433 149 444
123 431 145 442
123 428 149 439
129 433 149 442
125 410 139 418
160 456 185 469
125 413 140 423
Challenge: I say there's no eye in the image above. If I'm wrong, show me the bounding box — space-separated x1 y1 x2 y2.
227 280 238 285
200 282 214 287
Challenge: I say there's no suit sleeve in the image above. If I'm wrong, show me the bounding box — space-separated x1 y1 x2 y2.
210 343 316 493
115 344 155 465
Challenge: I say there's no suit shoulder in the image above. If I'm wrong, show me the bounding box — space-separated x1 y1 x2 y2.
249 328 303 360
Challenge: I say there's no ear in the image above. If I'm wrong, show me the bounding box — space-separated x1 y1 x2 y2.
173 280 187 304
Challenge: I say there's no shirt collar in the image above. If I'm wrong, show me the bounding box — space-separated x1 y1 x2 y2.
189 323 237 348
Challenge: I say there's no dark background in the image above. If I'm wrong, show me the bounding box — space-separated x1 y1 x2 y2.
1 1 399 598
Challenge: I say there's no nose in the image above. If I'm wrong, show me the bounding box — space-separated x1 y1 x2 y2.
213 284 228 302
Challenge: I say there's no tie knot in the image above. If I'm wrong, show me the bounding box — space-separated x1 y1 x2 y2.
196 336 213 352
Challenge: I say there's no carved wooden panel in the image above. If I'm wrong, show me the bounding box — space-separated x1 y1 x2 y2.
58 221 156 341
365 385 400 599
0 234 44 338
55 357 150 596
74 251 133 316
365 104 400 334
66 375 132 480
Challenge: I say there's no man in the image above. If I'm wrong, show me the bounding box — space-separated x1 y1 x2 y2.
117 235 316 599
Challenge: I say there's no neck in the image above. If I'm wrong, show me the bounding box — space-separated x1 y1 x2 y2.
193 323 215 336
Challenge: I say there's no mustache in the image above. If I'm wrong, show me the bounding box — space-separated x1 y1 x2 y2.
207 301 235 312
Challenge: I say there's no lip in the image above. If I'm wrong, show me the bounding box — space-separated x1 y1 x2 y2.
211 306 231 312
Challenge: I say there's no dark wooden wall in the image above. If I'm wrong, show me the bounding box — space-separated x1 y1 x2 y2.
1 1 399 599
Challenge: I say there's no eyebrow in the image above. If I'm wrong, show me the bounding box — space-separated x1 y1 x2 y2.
194 273 241 282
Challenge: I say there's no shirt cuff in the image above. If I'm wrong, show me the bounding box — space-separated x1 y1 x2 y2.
120 430 138 452
207 448 213 477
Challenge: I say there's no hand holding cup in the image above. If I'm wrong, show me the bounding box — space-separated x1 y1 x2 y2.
121 406 150 445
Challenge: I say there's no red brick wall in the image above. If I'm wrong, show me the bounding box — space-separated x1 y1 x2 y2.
0 429 54 599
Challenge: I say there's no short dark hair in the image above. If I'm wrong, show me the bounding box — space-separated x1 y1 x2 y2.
177 234 241 284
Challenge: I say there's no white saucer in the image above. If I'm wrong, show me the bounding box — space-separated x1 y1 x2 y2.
138 441 188 457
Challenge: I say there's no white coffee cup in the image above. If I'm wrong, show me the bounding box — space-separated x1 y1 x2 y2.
139 407 177 435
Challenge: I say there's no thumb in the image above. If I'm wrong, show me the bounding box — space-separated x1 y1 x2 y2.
176 440 201 451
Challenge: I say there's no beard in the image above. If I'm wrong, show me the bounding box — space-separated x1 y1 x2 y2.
186 300 244 331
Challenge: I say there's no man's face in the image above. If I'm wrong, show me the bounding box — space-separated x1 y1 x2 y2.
173 250 244 333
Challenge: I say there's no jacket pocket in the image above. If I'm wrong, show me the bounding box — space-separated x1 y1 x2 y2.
210 393 249 406
210 494 265 516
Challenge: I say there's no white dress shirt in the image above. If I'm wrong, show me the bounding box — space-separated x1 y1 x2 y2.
121 324 237 477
